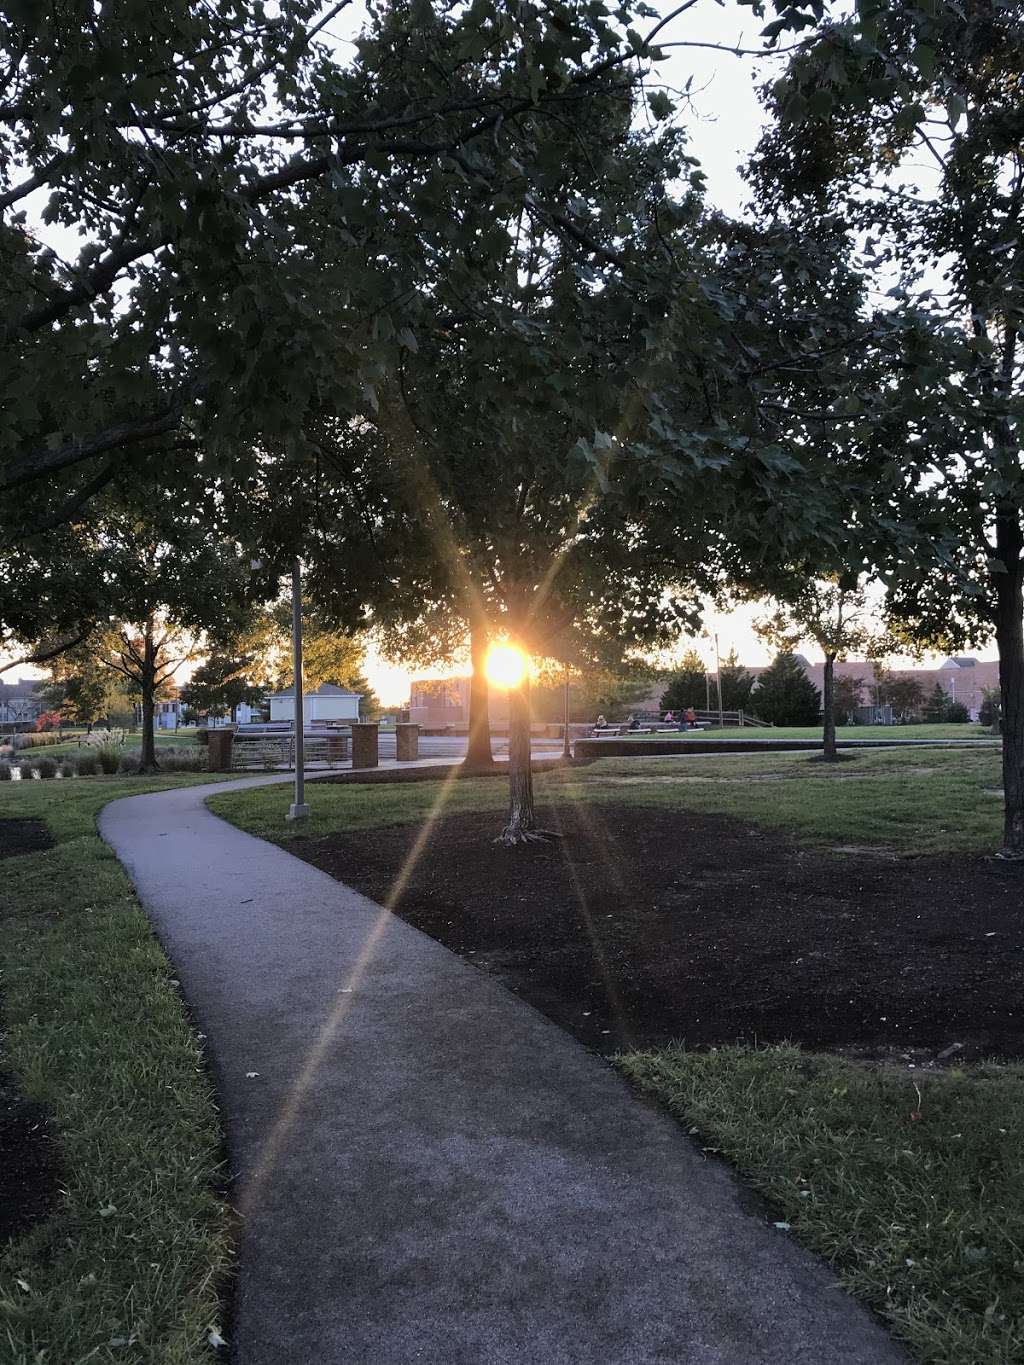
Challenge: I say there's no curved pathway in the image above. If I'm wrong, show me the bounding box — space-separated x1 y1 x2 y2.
101 776 905 1365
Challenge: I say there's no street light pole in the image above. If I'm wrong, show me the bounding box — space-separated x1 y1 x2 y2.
714 631 724 728
562 669 571 760
287 557 309 822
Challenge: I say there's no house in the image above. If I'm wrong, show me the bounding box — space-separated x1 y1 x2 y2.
266 683 361 724
0 677 46 725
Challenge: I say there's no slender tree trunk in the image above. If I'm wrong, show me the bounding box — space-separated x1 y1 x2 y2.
465 615 494 772
995 511 1024 856
822 653 838 762
138 619 159 773
497 672 542 845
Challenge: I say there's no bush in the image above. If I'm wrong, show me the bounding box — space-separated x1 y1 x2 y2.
195 727 210 746
36 757 58 779
118 753 141 774
96 745 122 775
59 760 76 778
17 762 34 781
945 702 970 723
158 748 209 773
75 753 99 776
0 762 12 781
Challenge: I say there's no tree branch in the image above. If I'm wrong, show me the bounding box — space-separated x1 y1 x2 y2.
0 627 94 676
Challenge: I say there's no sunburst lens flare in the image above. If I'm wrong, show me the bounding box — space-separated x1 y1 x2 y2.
485 642 528 690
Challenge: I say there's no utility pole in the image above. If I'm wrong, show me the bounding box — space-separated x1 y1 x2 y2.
287 557 309 821
714 631 724 728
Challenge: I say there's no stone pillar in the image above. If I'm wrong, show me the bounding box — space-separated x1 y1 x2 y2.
395 723 419 761
350 723 379 769
207 728 234 772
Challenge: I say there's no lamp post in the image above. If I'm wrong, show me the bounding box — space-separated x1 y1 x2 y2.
286 557 309 822
562 669 571 760
713 631 724 728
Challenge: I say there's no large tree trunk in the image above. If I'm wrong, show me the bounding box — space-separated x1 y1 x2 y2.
497 672 544 845
138 619 160 773
465 615 494 772
822 653 838 762
995 511 1024 856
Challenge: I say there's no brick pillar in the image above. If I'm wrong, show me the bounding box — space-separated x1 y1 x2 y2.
207 729 233 772
395 723 419 761
350 723 379 768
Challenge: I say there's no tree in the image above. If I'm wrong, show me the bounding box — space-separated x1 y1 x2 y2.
660 650 708 713
755 578 874 759
42 647 132 727
750 653 821 727
833 672 864 723
923 683 952 725
94 618 197 767
874 670 925 724
981 687 1002 731
718 649 756 713
748 0 1024 850
0 0 710 536
179 650 265 723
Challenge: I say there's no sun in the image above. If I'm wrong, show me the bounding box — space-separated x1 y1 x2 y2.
485 642 528 690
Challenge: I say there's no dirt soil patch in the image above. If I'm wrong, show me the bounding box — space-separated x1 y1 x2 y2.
285 803 1024 1062
0 1070 62 1244
0 817 54 860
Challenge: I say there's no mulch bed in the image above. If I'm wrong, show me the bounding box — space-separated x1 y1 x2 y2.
0 1070 62 1244
0 818 54 860
285 803 1024 1063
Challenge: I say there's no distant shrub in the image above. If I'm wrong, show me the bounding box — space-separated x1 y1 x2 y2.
195 728 210 746
12 733 57 751
96 745 121 774
158 748 208 773
945 702 970 724
59 760 76 778
36 757 57 779
118 753 141 774
0 762 12 781
75 753 99 776
17 761 34 780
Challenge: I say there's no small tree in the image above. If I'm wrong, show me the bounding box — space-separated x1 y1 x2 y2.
833 673 864 724
876 674 926 725
179 650 264 723
660 650 708 713
94 618 197 770
923 683 952 725
751 653 821 728
755 580 873 759
981 688 1002 732
718 649 756 713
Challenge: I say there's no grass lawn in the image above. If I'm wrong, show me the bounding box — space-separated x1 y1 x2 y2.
1 773 234 1364
620 1046 1024 1365
212 748 1021 1365
213 744 1006 856
669 723 993 741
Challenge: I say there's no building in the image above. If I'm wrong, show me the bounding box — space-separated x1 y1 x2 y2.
266 683 361 724
0 677 46 725
796 656 999 721
408 677 510 730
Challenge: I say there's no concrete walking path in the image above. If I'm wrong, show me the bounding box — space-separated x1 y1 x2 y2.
101 776 906 1365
